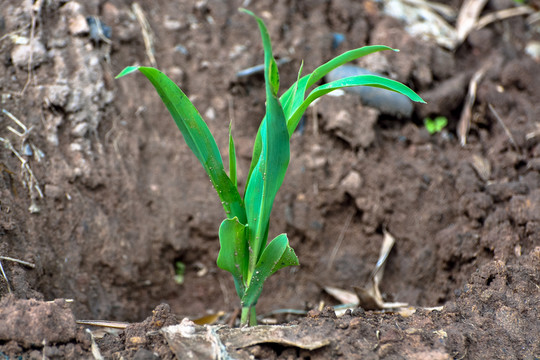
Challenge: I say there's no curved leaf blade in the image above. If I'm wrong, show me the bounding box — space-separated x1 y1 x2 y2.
239 9 280 97
241 9 290 272
116 66 140 78
306 45 396 88
228 121 237 188
282 61 305 120
116 66 247 224
245 46 399 188
287 74 426 132
244 96 289 270
241 234 298 307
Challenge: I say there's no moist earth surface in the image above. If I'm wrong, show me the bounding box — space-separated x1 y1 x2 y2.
0 0 539 359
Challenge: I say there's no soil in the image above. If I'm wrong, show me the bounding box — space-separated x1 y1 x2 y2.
0 0 539 359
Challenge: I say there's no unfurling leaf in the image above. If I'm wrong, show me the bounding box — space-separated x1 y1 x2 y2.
115 67 247 225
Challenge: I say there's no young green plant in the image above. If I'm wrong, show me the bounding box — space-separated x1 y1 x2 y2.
424 116 448 134
116 9 425 326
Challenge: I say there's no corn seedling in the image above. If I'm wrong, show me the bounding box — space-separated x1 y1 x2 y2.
117 9 425 326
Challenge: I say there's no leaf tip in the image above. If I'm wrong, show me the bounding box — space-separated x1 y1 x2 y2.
115 66 140 79
238 8 253 16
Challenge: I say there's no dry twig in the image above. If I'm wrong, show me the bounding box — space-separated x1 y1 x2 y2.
404 0 457 19
0 256 36 294
1 109 44 212
132 3 157 67
86 329 105 360
456 0 489 43
0 260 12 293
77 320 129 329
0 256 35 268
457 64 489 146
488 103 521 153
476 5 535 30
0 24 30 43
326 209 354 271
19 0 43 95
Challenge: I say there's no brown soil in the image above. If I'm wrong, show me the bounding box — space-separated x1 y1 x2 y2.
1 0 539 359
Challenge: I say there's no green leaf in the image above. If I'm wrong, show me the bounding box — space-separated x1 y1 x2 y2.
245 46 401 189
217 218 249 298
282 60 304 120
241 234 298 307
228 121 237 188
241 9 291 273
284 45 399 131
116 66 247 225
286 74 426 132
240 9 280 97
244 97 289 271
306 45 396 88
115 66 140 78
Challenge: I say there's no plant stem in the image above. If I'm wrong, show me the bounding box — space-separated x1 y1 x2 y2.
241 306 257 326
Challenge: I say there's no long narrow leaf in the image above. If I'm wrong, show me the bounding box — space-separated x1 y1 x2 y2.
244 96 289 270
241 9 290 274
239 9 280 95
228 121 237 188
282 60 304 119
305 45 396 88
116 66 246 224
287 74 426 133
245 46 399 189
244 76 309 191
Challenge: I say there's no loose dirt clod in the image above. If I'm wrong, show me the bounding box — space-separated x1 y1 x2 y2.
0 296 77 348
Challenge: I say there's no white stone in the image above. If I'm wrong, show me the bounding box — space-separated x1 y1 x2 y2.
11 41 47 69
339 171 363 198
69 14 90 35
72 122 89 137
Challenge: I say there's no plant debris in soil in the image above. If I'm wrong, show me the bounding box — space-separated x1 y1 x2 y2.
0 0 539 358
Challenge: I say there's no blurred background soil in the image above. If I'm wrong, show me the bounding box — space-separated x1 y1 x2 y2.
0 0 538 358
